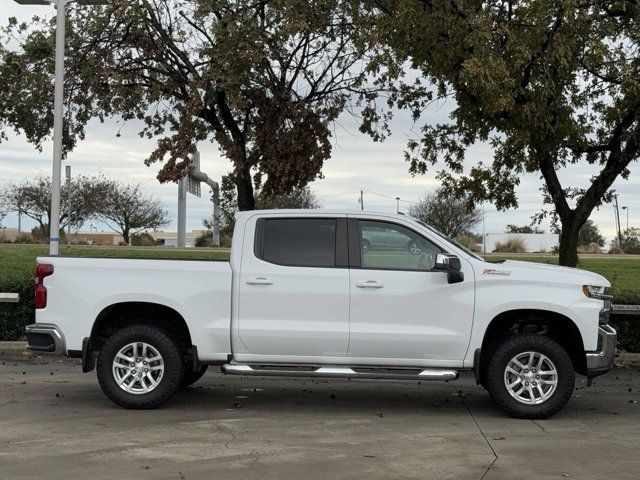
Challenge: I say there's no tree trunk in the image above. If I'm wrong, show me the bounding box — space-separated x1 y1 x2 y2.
234 158 255 211
122 229 130 245
558 221 580 267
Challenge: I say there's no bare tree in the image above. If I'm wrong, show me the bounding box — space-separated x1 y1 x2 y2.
98 181 170 245
0 175 108 236
409 188 482 238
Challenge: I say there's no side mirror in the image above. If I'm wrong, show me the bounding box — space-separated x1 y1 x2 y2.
435 253 464 284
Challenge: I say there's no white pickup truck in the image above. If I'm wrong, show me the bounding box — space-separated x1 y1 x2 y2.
26 210 616 418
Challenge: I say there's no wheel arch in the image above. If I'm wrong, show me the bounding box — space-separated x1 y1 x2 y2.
90 301 193 351
477 309 587 385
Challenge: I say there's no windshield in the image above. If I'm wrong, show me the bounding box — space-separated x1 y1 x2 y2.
413 219 485 261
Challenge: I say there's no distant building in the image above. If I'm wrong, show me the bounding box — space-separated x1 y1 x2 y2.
484 233 559 253
148 230 204 248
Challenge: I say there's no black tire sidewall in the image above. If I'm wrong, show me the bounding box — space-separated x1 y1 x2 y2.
486 334 575 419
97 325 184 409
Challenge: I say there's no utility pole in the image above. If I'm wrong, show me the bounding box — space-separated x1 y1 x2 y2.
66 165 71 247
613 194 622 245
360 190 364 211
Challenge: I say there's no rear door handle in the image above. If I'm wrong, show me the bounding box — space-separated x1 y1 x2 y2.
246 277 274 285
355 280 384 289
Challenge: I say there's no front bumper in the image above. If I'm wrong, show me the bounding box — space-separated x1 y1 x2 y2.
25 323 65 355
586 324 617 378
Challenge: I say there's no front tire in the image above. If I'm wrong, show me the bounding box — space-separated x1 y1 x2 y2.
97 325 184 409
485 334 575 419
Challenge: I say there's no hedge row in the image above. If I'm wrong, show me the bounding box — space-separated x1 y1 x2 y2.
1 274 639 352
0 274 35 341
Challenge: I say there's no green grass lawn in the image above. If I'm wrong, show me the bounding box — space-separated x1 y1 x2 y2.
486 254 640 298
0 244 230 279
1 244 638 298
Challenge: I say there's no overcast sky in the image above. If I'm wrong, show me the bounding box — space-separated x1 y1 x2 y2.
1 3 638 243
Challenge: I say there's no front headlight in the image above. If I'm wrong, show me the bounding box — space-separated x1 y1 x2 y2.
583 286 613 325
582 285 613 300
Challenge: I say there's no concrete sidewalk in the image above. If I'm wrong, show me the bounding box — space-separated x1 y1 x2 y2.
1 358 639 480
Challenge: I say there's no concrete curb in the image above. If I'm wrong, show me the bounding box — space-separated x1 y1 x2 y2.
0 341 29 362
617 351 640 363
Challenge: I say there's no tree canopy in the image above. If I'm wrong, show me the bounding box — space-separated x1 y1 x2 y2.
408 187 482 237
204 183 322 239
369 0 640 266
578 219 605 247
0 0 395 212
505 224 545 234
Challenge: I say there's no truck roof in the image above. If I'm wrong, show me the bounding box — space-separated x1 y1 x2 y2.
235 209 409 218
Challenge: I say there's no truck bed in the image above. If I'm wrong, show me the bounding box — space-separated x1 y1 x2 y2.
35 256 233 361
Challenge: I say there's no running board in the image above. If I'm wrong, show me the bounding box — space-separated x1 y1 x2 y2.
222 364 458 381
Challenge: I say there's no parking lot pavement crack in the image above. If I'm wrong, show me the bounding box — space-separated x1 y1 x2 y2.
458 392 498 480
215 422 238 449
531 420 547 433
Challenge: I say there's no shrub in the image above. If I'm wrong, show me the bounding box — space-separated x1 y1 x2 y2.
610 293 640 353
621 228 640 254
195 231 214 247
577 242 604 254
493 236 526 253
130 232 156 247
455 233 481 252
0 273 35 341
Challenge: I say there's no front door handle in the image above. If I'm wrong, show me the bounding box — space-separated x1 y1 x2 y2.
246 277 274 285
355 280 384 289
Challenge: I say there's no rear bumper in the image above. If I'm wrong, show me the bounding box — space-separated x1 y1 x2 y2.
25 323 65 355
586 324 617 378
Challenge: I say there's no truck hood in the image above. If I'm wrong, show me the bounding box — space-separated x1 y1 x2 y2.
485 260 610 287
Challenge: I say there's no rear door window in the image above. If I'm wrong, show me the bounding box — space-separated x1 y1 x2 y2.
259 218 337 267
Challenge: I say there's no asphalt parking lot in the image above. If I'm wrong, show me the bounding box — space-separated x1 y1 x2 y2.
1 358 639 480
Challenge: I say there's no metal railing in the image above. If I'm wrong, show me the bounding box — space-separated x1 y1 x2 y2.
612 304 640 316
0 293 20 303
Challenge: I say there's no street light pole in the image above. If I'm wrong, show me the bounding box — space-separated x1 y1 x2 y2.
14 0 108 255
622 206 629 230
49 0 67 256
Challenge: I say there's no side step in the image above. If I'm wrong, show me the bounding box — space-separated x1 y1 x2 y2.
222 364 458 381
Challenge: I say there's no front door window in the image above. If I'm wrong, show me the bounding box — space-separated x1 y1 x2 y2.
360 220 441 270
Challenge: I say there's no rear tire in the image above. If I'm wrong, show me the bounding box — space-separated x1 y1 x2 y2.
181 364 208 388
97 325 183 409
485 334 575 419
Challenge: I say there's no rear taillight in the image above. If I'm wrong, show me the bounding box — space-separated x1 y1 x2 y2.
35 263 54 309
